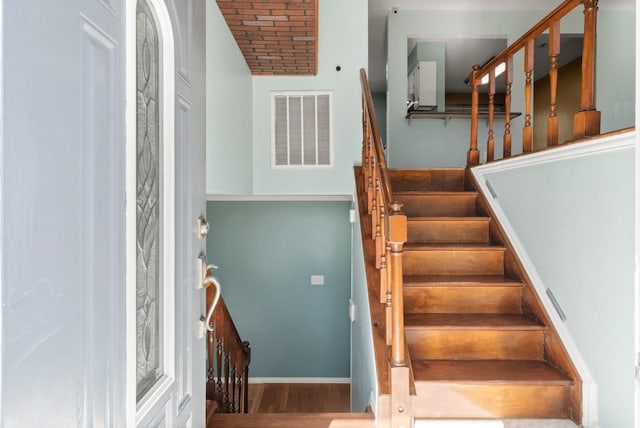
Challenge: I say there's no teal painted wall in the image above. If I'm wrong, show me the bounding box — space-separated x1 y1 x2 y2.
350 197 377 412
206 1 253 194
386 8 634 168
206 201 352 378
251 0 368 195
482 143 635 427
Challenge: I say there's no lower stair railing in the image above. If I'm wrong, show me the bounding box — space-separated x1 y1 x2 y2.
205 270 251 416
359 68 412 428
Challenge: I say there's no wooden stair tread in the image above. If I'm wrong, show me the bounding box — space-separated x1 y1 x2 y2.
395 190 477 196
408 216 490 222
405 243 505 251
404 275 522 287
388 168 466 192
405 313 544 329
209 412 375 428
412 360 572 384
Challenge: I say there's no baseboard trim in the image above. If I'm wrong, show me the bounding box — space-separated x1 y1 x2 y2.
249 377 351 384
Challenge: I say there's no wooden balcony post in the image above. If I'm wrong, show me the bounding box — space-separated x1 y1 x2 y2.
573 0 601 139
388 202 407 366
467 64 481 167
547 19 560 146
523 40 534 153
503 56 513 158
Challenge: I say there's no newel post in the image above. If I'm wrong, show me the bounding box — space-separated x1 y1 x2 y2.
467 64 480 167
388 201 407 366
573 0 601 139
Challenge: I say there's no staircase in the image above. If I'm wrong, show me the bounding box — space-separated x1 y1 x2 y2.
388 168 580 422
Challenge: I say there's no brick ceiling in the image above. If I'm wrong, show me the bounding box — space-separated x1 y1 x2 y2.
216 0 318 75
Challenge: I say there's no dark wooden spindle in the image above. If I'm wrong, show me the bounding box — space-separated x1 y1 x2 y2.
547 19 560 146
523 40 534 153
487 68 496 162
503 56 513 158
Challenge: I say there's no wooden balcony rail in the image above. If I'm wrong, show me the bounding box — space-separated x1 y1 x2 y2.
360 68 411 427
206 271 251 415
468 0 601 167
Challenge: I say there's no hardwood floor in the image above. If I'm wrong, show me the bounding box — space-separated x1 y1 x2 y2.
208 383 375 428
248 383 350 413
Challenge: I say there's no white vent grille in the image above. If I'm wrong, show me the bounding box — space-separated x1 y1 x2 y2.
272 92 333 168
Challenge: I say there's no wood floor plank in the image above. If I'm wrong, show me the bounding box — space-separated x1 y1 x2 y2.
248 383 350 413
209 413 375 428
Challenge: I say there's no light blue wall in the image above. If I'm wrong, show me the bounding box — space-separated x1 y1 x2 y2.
350 197 377 412
206 201 352 378
596 10 635 133
372 92 387 146
481 143 635 427
251 0 368 195
206 1 253 194
386 8 634 168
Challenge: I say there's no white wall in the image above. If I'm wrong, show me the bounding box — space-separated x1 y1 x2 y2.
206 1 254 194
475 134 635 427
251 0 368 195
386 7 635 168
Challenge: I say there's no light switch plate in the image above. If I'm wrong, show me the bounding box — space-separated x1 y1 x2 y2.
311 275 325 285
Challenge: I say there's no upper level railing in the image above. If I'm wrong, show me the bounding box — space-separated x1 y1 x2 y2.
360 68 411 428
468 0 601 166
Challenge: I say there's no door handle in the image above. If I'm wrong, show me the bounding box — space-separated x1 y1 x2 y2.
204 275 221 332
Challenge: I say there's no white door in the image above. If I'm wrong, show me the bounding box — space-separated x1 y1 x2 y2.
1 0 128 426
1 0 206 426
127 0 206 427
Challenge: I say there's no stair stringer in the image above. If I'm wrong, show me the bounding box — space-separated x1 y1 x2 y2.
467 167 593 427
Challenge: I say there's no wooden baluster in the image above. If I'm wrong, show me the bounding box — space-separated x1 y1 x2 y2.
523 39 534 153
487 68 496 162
467 64 480 167
367 157 376 215
378 199 386 271
573 0 601 138
388 202 407 366
379 246 388 304
223 351 230 412
361 96 368 190
215 312 224 405
372 179 381 261
503 56 513 158
242 341 251 413
385 242 392 345
207 322 215 400
547 19 560 146
230 363 237 413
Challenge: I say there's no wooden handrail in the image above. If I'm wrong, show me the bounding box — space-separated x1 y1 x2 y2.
360 68 411 427
468 0 601 166
206 273 251 415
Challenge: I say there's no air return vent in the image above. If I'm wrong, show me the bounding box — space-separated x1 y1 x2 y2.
271 92 333 168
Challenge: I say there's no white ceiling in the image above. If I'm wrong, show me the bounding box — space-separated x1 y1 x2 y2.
368 0 635 93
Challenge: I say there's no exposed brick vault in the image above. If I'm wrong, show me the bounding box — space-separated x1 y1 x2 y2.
216 0 318 75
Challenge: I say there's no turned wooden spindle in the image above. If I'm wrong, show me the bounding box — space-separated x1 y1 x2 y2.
487 68 496 162
523 40 534 153
467 64 481 167
503 56 513 158
547 19 560 146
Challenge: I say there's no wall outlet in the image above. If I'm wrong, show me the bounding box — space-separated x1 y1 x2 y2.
311 275 325 285
349 299 356 322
